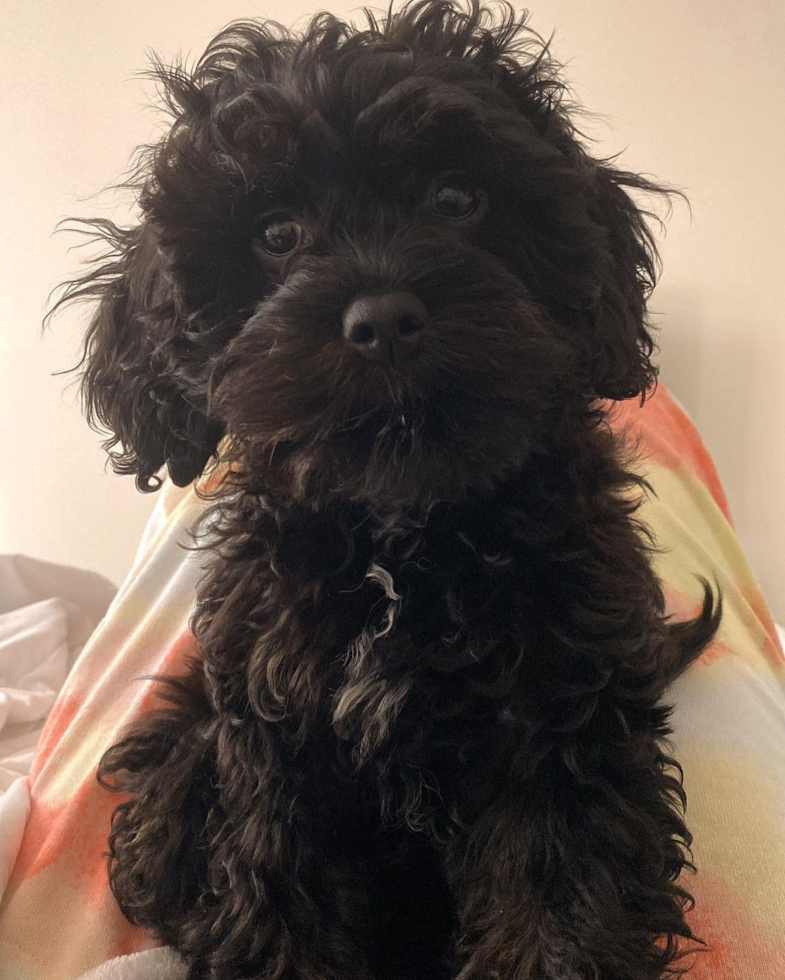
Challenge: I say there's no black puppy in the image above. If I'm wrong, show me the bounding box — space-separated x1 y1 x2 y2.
57 2 720 977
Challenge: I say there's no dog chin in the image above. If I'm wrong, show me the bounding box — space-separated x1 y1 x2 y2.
223 403 534 513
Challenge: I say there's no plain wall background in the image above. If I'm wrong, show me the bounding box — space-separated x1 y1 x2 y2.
1 0 783 619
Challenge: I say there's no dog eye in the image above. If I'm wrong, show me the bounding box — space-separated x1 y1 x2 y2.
430 177 484 221
256 216 304 257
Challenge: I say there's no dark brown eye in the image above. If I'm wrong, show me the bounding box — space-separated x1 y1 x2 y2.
256 216 304 256
431 177 483 220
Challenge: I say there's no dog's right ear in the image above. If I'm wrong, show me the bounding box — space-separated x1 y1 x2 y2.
48 217 222 491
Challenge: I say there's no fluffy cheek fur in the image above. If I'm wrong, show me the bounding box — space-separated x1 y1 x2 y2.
212 239 575 509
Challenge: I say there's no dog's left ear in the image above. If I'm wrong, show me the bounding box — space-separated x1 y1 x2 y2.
579 163 663 402
468 9 665 403
48 217 223 491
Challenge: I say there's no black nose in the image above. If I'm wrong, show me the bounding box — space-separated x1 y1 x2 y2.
342 291 428 365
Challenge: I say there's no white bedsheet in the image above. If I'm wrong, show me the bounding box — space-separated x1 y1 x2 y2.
0 554 116 791
78 947 186 980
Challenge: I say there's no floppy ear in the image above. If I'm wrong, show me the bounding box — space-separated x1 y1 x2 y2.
454 5 667 402
51 217 223 491
48 26 301 490
580 165 664 401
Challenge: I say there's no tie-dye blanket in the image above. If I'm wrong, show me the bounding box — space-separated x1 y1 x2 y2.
0 384 783 979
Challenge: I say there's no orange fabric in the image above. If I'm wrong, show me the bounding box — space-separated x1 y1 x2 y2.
608 385 732 522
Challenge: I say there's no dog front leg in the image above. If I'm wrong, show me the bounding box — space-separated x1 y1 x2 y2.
444 718 696 980
189 728 376 980
190 855 376 980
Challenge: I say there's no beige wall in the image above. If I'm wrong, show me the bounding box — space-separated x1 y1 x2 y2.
1 1 783 619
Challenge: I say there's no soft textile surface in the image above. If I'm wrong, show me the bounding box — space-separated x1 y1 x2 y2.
0 555 117 793
77 947 187 980
0 384 782 980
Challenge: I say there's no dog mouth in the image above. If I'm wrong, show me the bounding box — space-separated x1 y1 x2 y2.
210 337 565 508
334 398 442 441
214 377 538 511
224 396 444 470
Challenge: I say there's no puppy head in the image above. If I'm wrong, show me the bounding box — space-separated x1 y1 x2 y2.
57 0 669 506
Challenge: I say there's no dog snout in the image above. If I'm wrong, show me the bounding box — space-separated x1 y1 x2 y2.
342 291 428 365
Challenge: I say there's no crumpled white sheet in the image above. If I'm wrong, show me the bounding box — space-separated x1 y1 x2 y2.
0 553 117 792
0 776 30 901
0 554 117 902
77 947 187 980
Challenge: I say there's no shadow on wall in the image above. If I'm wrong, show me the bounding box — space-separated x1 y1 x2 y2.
653 287 777 600
655 287 757 502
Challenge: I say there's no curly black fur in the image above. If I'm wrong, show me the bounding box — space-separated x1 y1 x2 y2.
54 2 721 977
